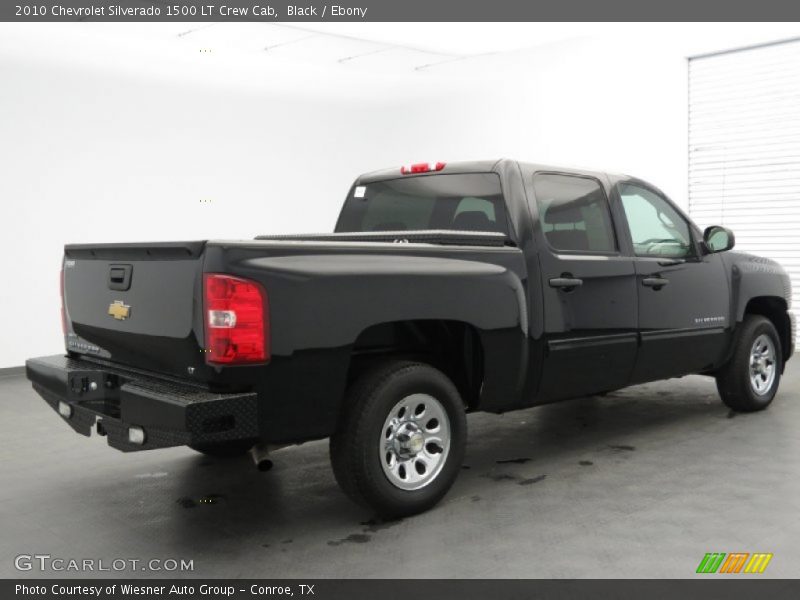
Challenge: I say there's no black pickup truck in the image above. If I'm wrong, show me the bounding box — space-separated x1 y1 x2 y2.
27 159 794 517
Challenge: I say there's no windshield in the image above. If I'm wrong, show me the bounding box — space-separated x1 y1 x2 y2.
335 173 510 237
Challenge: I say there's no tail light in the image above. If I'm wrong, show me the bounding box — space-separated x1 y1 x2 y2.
400 162 446 175
60 268 67 335
203 274 268 365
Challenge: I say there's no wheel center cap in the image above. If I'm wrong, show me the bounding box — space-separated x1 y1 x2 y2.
407 433 424 454
394 426 424 458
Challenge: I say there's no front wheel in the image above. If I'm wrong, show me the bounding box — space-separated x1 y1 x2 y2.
330 361 467 518
716 315 782 412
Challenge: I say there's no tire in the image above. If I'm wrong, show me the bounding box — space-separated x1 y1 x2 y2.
716 315 782 412
330 360 467 518
189 439 255 458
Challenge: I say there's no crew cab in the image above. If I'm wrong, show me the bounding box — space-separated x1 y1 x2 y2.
26 159 794 517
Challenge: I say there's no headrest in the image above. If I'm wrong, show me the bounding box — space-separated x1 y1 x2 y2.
545 201 583 225
452 211 494 231
372 221 408 231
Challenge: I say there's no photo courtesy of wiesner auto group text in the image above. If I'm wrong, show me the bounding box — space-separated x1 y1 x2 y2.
3 0 800 597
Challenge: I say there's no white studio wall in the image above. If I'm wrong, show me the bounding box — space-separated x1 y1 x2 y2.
0 26 390 367
689 39 800 326
2 22 799 367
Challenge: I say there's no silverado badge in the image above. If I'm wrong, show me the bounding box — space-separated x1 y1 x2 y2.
108 300 131 321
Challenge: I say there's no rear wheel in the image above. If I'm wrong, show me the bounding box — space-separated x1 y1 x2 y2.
190 439 254 458
330 361 467 518
716 315 782 412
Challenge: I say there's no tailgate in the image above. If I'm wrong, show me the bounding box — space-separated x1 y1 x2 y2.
62 241 206 378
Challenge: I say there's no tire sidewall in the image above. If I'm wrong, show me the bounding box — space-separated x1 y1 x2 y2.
738 318 782 408
357 365 466 516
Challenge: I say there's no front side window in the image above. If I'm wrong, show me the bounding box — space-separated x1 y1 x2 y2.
533 173 617 253
619 183 693 258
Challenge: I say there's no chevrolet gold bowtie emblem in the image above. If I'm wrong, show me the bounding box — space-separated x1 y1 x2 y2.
108 300 131 320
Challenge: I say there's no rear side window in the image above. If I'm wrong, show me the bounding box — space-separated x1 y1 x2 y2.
533 173 617 253
336 173 510 236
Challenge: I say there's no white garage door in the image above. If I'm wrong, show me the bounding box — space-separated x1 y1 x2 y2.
689 38 800 326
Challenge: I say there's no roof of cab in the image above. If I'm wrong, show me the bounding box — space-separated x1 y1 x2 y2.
355 159 623 184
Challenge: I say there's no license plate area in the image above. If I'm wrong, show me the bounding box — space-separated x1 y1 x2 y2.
67 370 122 418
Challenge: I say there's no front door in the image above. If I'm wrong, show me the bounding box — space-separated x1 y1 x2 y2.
531 172 639 401
615 181 731 383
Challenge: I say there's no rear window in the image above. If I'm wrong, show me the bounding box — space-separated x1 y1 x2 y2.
335 173 510 237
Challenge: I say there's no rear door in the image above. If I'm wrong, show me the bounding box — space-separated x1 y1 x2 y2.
530 172 638 401
613 180 730 383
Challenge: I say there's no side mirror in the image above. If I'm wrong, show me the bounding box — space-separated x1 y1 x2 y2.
703 225 735 253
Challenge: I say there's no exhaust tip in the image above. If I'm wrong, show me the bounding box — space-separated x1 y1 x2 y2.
249 443 274 472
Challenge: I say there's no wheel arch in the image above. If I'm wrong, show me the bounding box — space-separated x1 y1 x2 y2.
742 296 792 366
344 319 485 410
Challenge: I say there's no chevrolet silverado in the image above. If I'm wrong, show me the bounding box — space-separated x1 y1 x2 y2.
26 159 794 517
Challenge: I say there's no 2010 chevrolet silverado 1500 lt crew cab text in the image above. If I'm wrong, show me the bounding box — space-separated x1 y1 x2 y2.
26 159 795 517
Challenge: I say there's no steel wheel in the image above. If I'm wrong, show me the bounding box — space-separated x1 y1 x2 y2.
330 361 467 517
749 334 777 396
716 315 782 413
380 393 451 491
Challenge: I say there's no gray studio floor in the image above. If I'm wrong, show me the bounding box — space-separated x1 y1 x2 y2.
2 362 799 579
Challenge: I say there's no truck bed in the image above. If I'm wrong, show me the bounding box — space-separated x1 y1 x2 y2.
60 234 524 386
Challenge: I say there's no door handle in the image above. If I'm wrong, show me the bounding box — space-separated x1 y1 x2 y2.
642 277 669 289
549 277 583 291
657 258 685 267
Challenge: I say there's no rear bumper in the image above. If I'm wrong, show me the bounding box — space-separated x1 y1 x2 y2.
25 355 259 452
